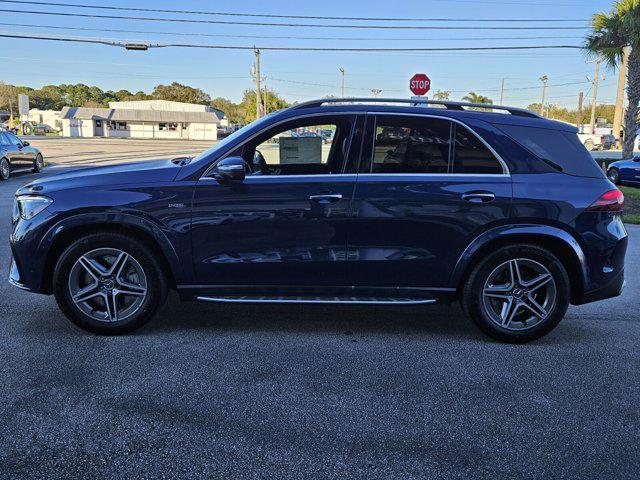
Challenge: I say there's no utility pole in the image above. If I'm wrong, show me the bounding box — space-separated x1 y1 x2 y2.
371 89 382 98
613 47 629 145
253 47 262 120
499 78 505 105
338 67 345 97
589 58 601 135
577 91 584 132
539 75 548 117
262 76 268 115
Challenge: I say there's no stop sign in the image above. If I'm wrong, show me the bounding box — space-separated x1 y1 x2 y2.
410 74 431 96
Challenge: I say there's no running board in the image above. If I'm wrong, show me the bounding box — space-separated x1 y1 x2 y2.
196 296 437 305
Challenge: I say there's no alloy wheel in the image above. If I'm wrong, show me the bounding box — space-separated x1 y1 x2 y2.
0 159 9 179
482 258 556 331
68 248 148 322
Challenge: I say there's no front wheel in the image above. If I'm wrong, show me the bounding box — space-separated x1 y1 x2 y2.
0 158 9 180
53 232 168 334
462 245 570 343
607 168 620 185
33 154 44 173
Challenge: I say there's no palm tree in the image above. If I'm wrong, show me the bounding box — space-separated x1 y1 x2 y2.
586 1 640 159
461 92 493 105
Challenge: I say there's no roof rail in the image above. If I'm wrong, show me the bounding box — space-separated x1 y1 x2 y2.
289 97 542 119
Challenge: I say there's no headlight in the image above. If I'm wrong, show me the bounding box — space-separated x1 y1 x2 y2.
14 195 53 220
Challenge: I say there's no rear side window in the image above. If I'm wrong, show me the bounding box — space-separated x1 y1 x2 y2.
497 124 604 177
366 115 504 175
451 125 504 174
371 116 452 174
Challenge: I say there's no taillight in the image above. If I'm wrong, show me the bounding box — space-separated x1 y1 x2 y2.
587 189 624 212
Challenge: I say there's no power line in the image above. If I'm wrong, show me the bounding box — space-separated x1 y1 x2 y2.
0 22 586 42
0 9 589 30
0 0 589 22
0 32 584 51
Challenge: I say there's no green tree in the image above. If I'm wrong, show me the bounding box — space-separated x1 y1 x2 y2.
432 90 451 101
151 82 211 105
210 97 241 123
461 92 493 104
586 0 640 158
236 89 290 123
0 82 18 115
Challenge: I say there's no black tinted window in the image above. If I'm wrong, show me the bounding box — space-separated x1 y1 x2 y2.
371 116 452 174
4 133 21 146
451 125 504 174
498 124 604 178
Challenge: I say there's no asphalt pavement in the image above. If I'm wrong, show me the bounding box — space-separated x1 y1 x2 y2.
0 166 639 479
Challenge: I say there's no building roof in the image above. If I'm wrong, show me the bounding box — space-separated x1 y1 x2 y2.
61 106 220 124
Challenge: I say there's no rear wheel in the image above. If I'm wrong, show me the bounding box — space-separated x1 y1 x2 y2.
607 168 620 185
0 158 9 180
53 232 168 334
463 245 570 343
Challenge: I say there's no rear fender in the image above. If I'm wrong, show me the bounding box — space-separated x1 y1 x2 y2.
451 224 587 290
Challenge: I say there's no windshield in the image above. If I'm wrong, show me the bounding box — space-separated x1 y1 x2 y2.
192 114 279 163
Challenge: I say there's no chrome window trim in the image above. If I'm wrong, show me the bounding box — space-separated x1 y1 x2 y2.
369 111 510 176
201 112 361 179
200 110 510 180
198 172 509 183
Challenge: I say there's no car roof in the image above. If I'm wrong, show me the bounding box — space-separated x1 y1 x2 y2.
272 101 578 133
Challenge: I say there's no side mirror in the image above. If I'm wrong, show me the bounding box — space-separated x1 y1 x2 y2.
211 156 246 184
22 141 30 146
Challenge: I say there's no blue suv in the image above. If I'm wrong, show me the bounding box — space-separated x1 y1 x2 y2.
9 99 627 342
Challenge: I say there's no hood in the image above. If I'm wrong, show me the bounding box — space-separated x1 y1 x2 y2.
17 158 183 195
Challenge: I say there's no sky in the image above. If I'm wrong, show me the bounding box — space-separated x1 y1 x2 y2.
0 0 622 108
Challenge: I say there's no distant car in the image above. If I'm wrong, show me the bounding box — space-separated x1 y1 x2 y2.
600 134 615 151
607 156 640 186
0 131 45 180
32 123 57 135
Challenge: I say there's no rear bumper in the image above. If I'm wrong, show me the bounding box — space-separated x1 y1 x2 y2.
577 268 625 305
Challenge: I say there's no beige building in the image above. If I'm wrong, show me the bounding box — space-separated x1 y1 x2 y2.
61 100 223 140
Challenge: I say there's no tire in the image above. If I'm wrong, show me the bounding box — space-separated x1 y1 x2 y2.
584 139 595 151
53 232 168 334
607 168 620 185
33 154 44 173
0 157 9 180
462 244 570 343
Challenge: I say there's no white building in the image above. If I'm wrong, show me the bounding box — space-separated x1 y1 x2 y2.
22 109 63 131
61 100 222 140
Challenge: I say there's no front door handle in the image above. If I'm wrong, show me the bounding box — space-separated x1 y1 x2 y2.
309 193 342 204
461 192 495 203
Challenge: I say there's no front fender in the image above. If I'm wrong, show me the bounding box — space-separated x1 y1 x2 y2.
39 212 189 286
450 224 587 290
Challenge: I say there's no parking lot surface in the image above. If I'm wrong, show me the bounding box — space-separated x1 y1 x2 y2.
0 143 639 479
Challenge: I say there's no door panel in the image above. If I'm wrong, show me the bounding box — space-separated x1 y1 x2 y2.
191 175 355 288
348 175 512 288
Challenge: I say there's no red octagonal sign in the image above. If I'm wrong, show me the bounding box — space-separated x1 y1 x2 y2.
410 73 431 96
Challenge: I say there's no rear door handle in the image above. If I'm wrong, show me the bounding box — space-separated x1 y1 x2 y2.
461 192 495 203
309 193 342 204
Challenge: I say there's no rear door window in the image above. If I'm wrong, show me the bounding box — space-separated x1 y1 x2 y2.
497 124 604 177
365 115 504 175
368 116 452 174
